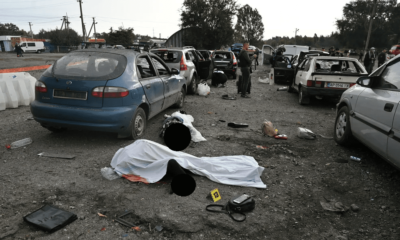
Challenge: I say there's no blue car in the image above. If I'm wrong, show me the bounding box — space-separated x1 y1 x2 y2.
231 43 243 57
31 49 186 139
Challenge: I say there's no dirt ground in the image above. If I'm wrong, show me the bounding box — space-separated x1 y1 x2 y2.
1 53 400 240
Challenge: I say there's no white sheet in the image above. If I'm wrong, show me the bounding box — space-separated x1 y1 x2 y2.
110 139 266 188
171 111 206 142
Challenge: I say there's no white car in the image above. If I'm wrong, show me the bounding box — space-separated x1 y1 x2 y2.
19 41 45 53
288 56 368 105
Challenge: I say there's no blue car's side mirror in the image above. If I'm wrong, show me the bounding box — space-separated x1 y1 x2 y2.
171 68 180 75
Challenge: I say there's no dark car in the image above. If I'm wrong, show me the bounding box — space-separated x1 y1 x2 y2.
31 49 186 139
198 50 214 80
231 43 243 57
212 51 238 79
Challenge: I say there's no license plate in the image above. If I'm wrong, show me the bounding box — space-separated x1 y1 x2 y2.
327 83 350 88
53 89 87 100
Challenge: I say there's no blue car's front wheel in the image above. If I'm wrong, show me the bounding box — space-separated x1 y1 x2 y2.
129 107 147 140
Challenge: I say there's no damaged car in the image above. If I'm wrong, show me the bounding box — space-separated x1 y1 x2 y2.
31 49 186 139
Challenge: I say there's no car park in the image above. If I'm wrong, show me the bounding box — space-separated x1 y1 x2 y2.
151 47 210 94
334 55 400 168
30 49 186 139
212 51 238 79
288 56 368 105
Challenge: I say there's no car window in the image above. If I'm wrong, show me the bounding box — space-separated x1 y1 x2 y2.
185 52 192 61
151 57 169 76
150 50 182 63
28 43 35 47
199 51 209 59
21 43 26 47
298 59 308 70
195 51 204 61
304 59 312 71
313 59 362 74
136 56 156 79
54 52 127 81
187 52 195 61
213 52 231 59
374 61 400 90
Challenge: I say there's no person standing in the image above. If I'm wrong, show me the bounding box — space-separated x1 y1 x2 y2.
358 50 364 62
364 47 376 74
238 42 257 98
254 48 260 66
377 49 387 68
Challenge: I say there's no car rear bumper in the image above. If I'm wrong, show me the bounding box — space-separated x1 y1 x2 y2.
302 86 346 97
30 100 136 133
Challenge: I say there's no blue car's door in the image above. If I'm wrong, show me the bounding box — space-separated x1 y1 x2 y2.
150 55 181 108
136 55 165 118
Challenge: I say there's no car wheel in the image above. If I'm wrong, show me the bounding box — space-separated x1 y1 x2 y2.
334 106 354 146
173 87 186 108
129 108 146 140
298 86 310 105
37 50 41 54
188 75 198 94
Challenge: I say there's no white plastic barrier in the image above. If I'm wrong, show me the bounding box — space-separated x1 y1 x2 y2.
0 72 37 111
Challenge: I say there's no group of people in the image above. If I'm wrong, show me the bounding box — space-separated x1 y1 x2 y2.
14 43 24 57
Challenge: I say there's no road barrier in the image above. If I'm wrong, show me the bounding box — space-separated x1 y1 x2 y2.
0 72 36 111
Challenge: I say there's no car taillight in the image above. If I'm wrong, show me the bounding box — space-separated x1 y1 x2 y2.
307 80 313 87
180 56 187 71
233 54 237 65
35 81 47 93
315 81 322 87
92 87 129 98
350 83 356 87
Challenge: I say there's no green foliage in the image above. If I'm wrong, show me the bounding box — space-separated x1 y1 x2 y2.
36 28 81 46
180 0 238 49
107 27 135 46
0 23 28 36
264 34 342 49
336 0 400 49
234 4 264 46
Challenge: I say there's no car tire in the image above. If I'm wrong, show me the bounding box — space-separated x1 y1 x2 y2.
37 50 41 54
173 87 186 108
188 75 198 94
128 107 147 140
334 106 354 146
298 86 310 105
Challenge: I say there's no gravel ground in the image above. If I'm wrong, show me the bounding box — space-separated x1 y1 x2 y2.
1 53 399 240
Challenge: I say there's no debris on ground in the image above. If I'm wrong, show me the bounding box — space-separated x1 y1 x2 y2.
37 152 75 159
258 77 269 84
297 127 316 140
274 134 288 140
197 82 210 96
155 225 163 232
171 111 206 142
277 87 288 91
350 204 360 212
97 213 107 218
101 167 121 180
222 94 236 100
10 137 32 149
100 227 106 231
132 226 140 231
350 156 361 162
111 139 266 188
261 120 276 137
115 212 136 228
227 122 249 128
5 144 11 149
23 205 77 233
256 145 268 150
320 199 349 212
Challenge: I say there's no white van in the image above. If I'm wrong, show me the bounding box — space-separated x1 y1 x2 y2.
19 41 45 53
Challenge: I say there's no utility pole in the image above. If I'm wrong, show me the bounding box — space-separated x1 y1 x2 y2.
60 17 65 30
362 0 378 62
28 22 33 39
87 17 97 41
295 28 299 45
77 0 86 42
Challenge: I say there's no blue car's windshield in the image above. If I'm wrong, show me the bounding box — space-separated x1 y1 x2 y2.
54 52 127 80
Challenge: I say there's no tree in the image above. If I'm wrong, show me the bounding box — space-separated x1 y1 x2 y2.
234 4 264 46
47 28 81 46
0 23 28 36
107 27 135 46
180 0 238 49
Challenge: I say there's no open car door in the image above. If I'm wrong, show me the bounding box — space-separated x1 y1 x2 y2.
262 45 275 66
192 50 210 80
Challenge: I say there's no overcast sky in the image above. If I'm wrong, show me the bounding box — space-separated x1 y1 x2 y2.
1 0 366 40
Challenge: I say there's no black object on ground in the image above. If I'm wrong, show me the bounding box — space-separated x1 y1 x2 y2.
167 159 196 197
237 75 251 94
23 205 77 233
115 211 136 228
161 117 191 151
205 195 255 222
228 122 249 128
222 94 236 100
211 71 228 87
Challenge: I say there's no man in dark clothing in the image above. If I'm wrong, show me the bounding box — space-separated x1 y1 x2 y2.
378 49 387 68
364 47 376 74
254 48 260 66
238 42 257 98
358 51 364 61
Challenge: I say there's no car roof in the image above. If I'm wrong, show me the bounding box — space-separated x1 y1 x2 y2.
311 56 359 61
150 47 195 52
75 48 140 57
214 51 232 53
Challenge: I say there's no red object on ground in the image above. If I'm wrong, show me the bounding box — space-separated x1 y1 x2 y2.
100 227 106 231
274 135 288 140
122 174 149 184
132 226 140 231
6 144 11 149
0 65 51 73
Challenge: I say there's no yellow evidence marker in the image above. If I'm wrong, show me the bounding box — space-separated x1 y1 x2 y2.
211 188 221 202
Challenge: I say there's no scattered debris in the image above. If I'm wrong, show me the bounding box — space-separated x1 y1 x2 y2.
350 156 361 162
27 116 34 120
274 134 288 140
115 212 136 228
256 145 268 150
97 213 107 218
219 120 226 122
23 205 77 233
227 122 249 128
10 137 32 149
351 204 360 212
100 227 106 231
132 226 140 231
101 167 120 180
198 82 210 96
38 152 75 159
222 94 236 100
297 128 316 140
277 87 288 91
258 77 269 84
261 121 276 137
155 225 163 232
320 199 349 212
5 144 11 149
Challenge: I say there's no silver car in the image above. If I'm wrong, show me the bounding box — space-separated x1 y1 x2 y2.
334 54 400 168
150 48 210 94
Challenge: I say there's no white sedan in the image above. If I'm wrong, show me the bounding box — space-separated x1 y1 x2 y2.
288 56 368 105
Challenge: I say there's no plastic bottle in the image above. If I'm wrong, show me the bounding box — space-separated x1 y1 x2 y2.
350 156 361 161
10 137 32 149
